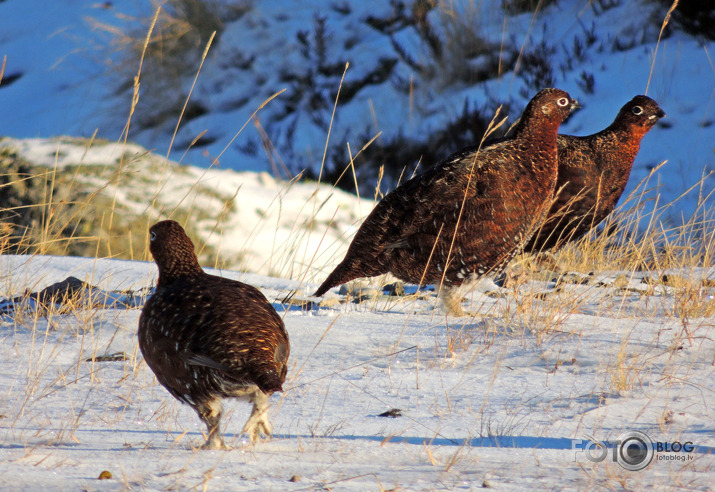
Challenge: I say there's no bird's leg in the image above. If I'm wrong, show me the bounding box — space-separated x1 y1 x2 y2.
241 390 272 444
440 283 488 317
530 251 563 273
439 286 471 317
197 399 227 450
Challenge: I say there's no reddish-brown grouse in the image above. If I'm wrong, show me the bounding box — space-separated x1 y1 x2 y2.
525 95 665 253
314 88 579 315
138 220 289 449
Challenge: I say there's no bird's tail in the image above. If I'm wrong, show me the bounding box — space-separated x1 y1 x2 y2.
313 263 351 297
253 365 285 394
313 258 387 297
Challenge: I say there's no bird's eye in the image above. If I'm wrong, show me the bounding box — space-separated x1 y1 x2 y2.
557 97 569 107
631 106 643 115
150 231 157 242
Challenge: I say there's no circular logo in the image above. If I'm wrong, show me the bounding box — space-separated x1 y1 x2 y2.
584 440 608 462
616 431 654 471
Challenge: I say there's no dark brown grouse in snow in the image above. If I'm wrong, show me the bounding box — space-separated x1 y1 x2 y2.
314 88 579 316
525 95 665 253
138 220 289 449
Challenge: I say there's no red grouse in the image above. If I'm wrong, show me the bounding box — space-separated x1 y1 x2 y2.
525 95 665 253
138 220 289 449
314 88 579 315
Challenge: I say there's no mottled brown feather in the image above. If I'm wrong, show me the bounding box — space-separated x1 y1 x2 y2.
138 220 289 448
314 89 578 307
525 95 665 252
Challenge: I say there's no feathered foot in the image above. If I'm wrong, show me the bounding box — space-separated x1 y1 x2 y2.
439 282 498 317
439 286 474 317
241 390 273 444
197 398 229 450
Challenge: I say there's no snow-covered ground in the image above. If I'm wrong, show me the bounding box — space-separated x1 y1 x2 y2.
0 1 713 489
0 254 712 490
0 136 375 280
0 0 712 225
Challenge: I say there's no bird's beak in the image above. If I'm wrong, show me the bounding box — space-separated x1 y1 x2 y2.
652 108 666 120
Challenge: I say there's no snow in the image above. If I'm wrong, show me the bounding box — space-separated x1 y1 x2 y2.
0 1 714 489
0 254 713 490
0 0 712 225
0 136 374 280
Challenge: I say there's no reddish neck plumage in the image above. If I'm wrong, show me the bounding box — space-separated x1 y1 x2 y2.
518 115 561 174
518 110 564 141
602 123 648 171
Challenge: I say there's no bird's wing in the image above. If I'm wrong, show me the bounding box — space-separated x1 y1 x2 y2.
183 352 231 372
386 146 504 248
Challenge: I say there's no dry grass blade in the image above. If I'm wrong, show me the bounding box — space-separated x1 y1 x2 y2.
646 0 679 95
166 30 216 161
317 62 349 185
0 55 6 86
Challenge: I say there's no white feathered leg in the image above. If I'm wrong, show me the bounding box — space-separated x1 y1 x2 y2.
440 276 505 316
241 390 272 444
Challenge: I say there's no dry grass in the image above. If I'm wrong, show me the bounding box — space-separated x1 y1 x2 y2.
0 2 712 488
2 2 710 366
88 1 252 133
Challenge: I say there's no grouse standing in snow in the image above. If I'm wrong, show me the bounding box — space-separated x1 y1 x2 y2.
524 95 665 253
313 88 579 316
138 220 289 449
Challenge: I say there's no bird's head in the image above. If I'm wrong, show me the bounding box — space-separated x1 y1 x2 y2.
149 220 204 285
514 88 580 137
615 95 666 132
531 88 580 121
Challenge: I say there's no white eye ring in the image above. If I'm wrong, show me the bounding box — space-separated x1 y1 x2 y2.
150 231 157 242
557 97 569 107
632 106 643 115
